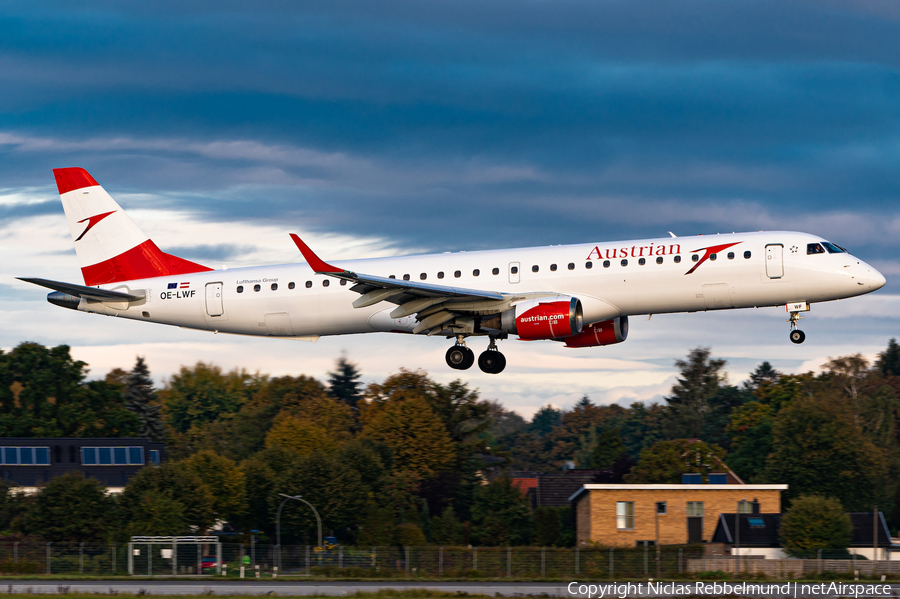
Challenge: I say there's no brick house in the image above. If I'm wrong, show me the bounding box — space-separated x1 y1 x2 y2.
571 482 788 546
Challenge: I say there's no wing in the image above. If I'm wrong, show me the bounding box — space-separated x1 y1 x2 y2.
18 277 145 302
290 234 520 335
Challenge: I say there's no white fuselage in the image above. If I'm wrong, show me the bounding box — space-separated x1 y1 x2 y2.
73 231 885 341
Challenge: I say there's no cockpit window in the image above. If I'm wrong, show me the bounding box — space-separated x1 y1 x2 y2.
807 243 826 255
822 242 847 254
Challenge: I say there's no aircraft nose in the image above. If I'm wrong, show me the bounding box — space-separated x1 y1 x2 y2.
869 267 887 290
854 261 886 291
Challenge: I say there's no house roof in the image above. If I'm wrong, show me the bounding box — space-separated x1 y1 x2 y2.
711 512 893 548
568 484 789 502
849 512 892 548
536 470 615 507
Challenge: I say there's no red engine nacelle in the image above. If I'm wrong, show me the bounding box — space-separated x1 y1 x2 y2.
564 316 629 348
497 296 584 340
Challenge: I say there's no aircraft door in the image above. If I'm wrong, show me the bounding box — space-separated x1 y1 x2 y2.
765 244 784 279
205 283 224 317
509 262 520 284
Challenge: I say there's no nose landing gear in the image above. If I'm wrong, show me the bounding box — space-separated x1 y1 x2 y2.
786 302 809 344
478 338 506 374
446 336 475 370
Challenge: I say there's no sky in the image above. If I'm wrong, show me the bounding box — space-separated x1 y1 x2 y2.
1 0 899 417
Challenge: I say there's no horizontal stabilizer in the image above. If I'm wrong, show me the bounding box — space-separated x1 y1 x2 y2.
17 277 145 302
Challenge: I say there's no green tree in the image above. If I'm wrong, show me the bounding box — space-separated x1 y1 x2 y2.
327 356 363 411
0 342 139 437
533 507 562 546
590 427 627 469
529 405 562 436
725 402 774 482
160 362 262 435
356 502 395 546
431 506 464 545
780 495 852 558
625 439 727 483
394 522 427 546
124 356 166 442
876 338 900 377
126 491 188 536
470 477 533 546
23 473 115 542
763 395 889 511
181 450 247 522
120 462 216 532
663 347 728 439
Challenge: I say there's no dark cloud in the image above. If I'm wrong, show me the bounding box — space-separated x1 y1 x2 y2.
165 244 260 263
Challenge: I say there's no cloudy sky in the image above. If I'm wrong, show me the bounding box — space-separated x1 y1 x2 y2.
2 0 899 416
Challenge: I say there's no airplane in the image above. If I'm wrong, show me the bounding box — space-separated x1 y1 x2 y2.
19 168 887 374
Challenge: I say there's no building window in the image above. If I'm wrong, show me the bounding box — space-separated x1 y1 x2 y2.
748 517 765 528
687 501 704 517
617 501 635 530
81 447 145 466
149 450 160 465
657 501 667 515
0 447 51 465
738 500 753 514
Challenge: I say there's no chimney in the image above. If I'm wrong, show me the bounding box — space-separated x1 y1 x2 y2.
752 498 760 514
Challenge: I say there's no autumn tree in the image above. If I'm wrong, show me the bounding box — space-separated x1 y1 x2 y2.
780 495 852 558
625 439 727 483
181 450 247 523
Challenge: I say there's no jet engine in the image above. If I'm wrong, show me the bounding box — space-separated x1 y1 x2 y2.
482 296 583 340
563 316 629 348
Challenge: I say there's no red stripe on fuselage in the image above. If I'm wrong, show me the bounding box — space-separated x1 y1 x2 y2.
53 167 100 195
81 240 213 286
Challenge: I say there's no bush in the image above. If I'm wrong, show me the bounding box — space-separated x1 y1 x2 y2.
0 560 41 574
780 495 852 558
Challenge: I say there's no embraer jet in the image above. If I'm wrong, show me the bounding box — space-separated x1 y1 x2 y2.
20 168 886 374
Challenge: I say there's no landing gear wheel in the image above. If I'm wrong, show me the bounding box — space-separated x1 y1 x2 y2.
789 330 806 344
446 345 475 370
478 350 506 374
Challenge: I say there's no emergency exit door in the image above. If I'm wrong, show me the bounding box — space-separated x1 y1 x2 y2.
765 244 784 279
205 283 223 317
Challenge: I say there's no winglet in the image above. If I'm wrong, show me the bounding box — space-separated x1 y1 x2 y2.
289 234 344 274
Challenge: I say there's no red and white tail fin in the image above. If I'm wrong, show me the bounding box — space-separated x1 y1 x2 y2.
53 168 212 286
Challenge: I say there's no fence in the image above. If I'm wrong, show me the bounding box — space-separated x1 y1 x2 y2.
0 543 895 578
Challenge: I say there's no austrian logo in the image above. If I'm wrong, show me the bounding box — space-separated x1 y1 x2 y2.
74 211 116 242
584 241 743 275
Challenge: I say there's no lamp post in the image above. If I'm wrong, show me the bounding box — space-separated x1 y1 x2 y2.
276 493 323 570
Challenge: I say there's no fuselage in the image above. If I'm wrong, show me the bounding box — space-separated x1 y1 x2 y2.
72 231 885 340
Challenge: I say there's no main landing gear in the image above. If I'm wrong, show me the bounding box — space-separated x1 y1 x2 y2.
445 336 506 374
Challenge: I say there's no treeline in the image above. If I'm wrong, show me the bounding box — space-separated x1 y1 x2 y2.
0 339 898 547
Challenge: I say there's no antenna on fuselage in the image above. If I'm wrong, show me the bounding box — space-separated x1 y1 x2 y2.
668 232 677 238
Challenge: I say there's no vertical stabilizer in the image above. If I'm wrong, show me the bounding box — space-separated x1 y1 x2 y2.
53 168 212 286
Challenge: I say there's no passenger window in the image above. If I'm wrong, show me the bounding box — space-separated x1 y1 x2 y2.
638 258 646 266
473 269 480 276
532 265 539 272
674 255 682 263
340 279 347 286
420 273 427 280
403 274 410 281
438 272 444 279
254 284 261 292
603 260 610 268
288 282 295 289
621 259 628 267
550 264 557 272
454 270 461 278
585 261 593 269
656 257 663 264
389 275 396 279
692 254 699 262
271 283 278 291
807 243 826 255
492 268 499 275
237 286 243 293
710 253 717 261
510 266 518 275
568 263 575 270
744 251 751 259
727 253 734 260
323 280 329 287
306 281 312 288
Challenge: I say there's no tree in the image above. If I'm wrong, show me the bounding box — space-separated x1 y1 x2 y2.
124 357 166 442
119 462 216 532
625 439 727 483
876 338 900 377
780 495 852 558
529 405 562 436
589 427 627 469
362 395 456 479
0 342 140 437
725 402 774 482
266 416 338 456
431 506 464 545
356 502 395 546
744 362 781 391
763 394 889 511
181 450 247 522
470 477 533 546
23 473 115 542
534 507 562 546
663 347 728 439
328 356 363 411
126 491 188 536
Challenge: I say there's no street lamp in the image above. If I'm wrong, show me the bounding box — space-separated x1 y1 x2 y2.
276 493 323 570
